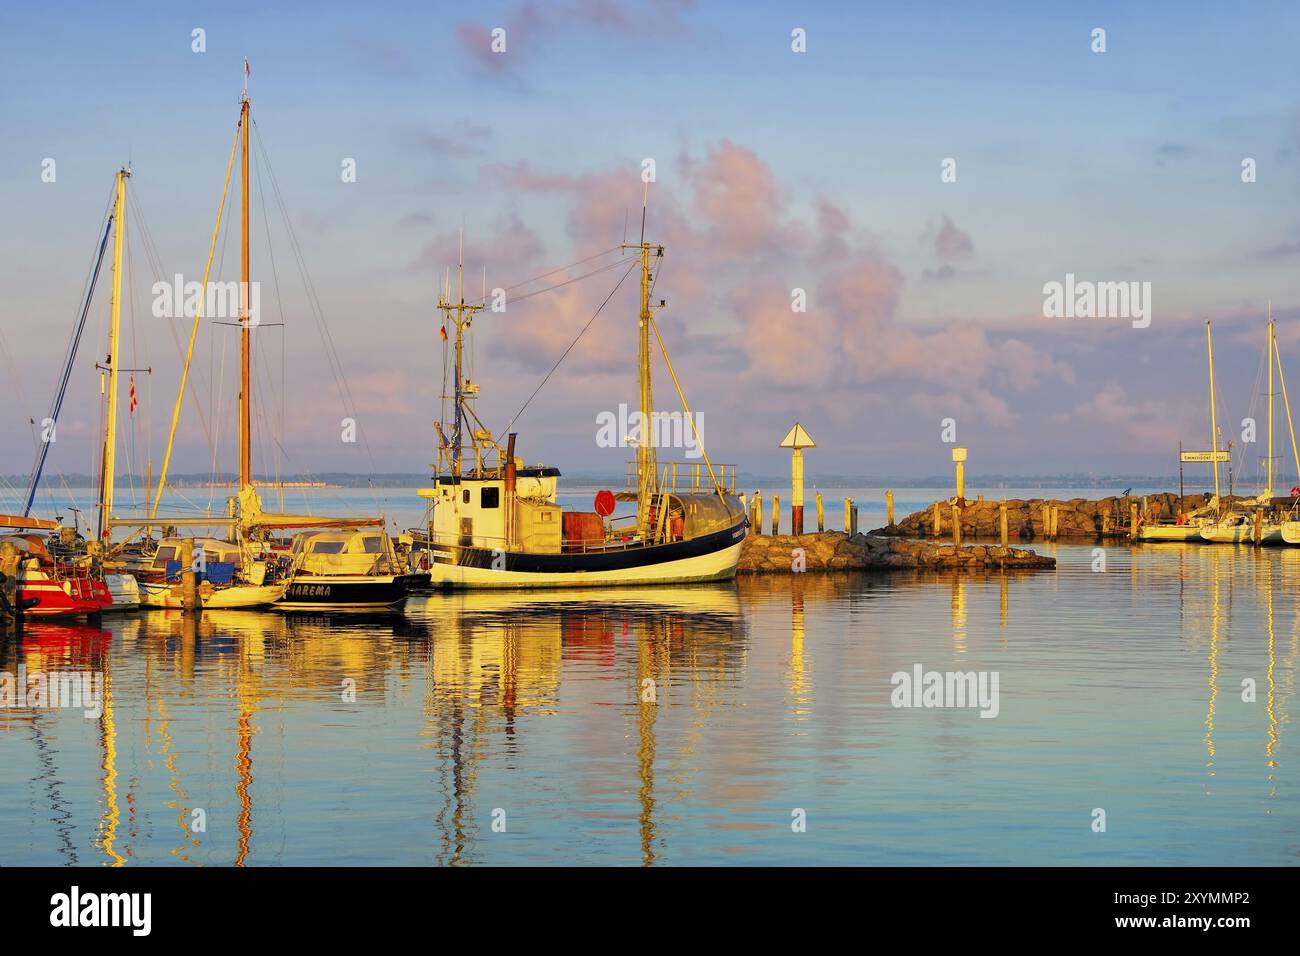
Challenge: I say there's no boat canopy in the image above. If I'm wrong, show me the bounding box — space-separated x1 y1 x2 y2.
677 493 746 537
291 529 394 575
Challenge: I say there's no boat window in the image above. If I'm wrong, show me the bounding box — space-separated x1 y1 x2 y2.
361 536 384 553
154 546 176 566
310 541 347 554
463 489 471 504
481 487 500 509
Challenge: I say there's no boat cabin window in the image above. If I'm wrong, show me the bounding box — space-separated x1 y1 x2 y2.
361 535 384 553
155 546 177 565
481 487 500 509
310 541 347 554
463 489 471 504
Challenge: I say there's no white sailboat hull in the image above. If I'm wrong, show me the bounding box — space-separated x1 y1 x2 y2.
1281 521 1300 545
138 581 286 609
1137 524 1206 542
1199 522 1283 544
103 573 140 611
428 538 745 589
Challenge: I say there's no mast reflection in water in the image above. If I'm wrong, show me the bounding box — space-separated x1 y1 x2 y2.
2 547 1299 866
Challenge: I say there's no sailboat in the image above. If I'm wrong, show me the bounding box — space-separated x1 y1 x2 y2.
8 166 142 614
108 76 283 609
123 68 416 610
1139 321 1223 542
415 229 748 589
1201 310 1290 544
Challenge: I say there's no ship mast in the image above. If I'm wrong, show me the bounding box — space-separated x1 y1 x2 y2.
96 167 130 541
239 64 252 491
622 190 660 532
1208 321 1221 503
438 232 482 478
1267 304 1274 498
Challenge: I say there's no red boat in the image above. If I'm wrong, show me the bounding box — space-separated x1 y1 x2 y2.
1 533 113 619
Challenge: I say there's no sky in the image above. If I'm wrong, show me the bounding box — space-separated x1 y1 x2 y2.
2 0 1300 492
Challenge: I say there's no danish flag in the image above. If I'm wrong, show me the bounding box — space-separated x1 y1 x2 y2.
129 375 137 413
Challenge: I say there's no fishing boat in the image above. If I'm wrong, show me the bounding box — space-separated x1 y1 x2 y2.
276 525 427 610
415 226 747 589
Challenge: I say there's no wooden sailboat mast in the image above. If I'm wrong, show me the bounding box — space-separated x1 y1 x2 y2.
97 167 130 541
239 74 252 490
1208 321 1221 502
1268 306 1275 498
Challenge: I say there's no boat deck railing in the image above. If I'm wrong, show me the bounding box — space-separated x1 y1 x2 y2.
623 461 737 495
414 519 688 555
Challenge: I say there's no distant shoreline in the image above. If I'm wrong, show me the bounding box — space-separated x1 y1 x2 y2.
2 472 1268 492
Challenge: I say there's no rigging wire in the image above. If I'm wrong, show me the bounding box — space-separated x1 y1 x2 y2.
497 260 639 439
252 119 381 512
24 176 117 517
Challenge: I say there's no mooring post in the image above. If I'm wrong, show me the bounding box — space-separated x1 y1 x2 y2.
1051 505 1059 540
753 493 763 535
179 538 200 614
951 502 961 547
815 492 824 532
1254 510 1263 546
772 495 780 535
1130 503 1139 542
932 501 942 538
844 497 857 535
886 490 895 526
1000 500 1009 546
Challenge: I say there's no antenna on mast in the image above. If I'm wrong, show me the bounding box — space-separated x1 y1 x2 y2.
639 180 649 246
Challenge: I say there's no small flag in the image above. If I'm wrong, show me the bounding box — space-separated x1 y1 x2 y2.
440 325 447 342
129 375 137 413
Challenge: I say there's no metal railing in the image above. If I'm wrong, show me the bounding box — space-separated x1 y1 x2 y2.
623 461 737 495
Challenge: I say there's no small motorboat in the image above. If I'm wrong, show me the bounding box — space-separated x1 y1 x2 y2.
277 527 426 610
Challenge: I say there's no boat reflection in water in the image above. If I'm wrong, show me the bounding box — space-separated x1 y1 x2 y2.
403 584 747 865
4 553 1298 866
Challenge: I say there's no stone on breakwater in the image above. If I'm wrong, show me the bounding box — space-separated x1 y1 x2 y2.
870 491 1237 541
736 531 1054 573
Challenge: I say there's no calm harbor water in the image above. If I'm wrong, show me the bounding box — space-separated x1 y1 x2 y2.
2 533 1298 866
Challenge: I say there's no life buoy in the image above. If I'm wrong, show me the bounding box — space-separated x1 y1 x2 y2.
1290 486 1300 498
1176 514 1187 526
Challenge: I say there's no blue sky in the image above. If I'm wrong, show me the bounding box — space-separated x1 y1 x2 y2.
2 1 1300 490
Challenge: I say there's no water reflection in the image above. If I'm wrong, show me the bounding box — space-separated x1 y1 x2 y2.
1 551 1298 865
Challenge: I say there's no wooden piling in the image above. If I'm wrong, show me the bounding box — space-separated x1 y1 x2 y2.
772 495 780 536
886 490 895 526
753 493 763 535
999 500 1009 546
1130 503 1139 542
951 503 962 547
815 492 824 532
844 497 858 536
179 539 200 614
932 502 942 538
1254 510 1263 546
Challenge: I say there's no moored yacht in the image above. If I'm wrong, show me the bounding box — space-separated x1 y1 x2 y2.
277 525 426 609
